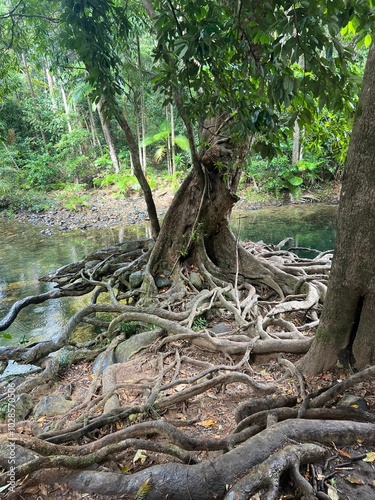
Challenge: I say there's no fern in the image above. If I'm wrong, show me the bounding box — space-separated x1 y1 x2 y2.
135 479 152 500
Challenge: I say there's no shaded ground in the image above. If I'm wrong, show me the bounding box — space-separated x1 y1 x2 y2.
10 347 375 500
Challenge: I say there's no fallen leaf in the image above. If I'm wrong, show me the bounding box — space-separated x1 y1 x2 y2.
135 479 152 500
337 449 351 458
363 451 375 462
37 416 46 422
174 384 188 392
133 449 147 465
24 486 40 494
327 484 339 500
345 475 365 485
197 419 217 427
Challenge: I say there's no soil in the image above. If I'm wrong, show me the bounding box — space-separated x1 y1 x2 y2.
3 184 375 500
11 188 176 231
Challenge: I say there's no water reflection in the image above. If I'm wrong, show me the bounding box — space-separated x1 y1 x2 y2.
233 204 338 254
0 219 145 346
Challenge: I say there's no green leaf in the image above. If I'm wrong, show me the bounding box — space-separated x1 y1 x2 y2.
288 176 303 186
135 479 152 500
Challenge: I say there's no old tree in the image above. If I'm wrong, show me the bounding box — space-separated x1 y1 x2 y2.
1 1 375 498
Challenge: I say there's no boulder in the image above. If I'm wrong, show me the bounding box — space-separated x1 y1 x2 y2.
33 394 76 417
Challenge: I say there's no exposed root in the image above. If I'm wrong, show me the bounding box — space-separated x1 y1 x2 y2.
2 237 373 499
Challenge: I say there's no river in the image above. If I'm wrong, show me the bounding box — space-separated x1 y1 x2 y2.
0 203 338 348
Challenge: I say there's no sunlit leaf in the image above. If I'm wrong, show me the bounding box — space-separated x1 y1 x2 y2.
363 452 375 462
198 419 217 427
135 479 152 500
327 484 339 500
133 449 147 464
345 475 365 485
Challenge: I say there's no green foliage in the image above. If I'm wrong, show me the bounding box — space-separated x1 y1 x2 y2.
120 321 142 338
192 316 207 331
25 153 60 188
246 153 332 199
62 193 90 211
93 172 140 196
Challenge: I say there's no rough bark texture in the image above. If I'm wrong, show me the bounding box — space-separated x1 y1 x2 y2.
302 42 375 374
146 114 274 293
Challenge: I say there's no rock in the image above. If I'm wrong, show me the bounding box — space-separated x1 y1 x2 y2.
210 322 231 335
155 273 170 288
337 393 368 411
15 393 33 420
0 444 40 470
129 270 144 289
33 394 76 417
190 271 203 289
115 329 164 363
92 349 117 375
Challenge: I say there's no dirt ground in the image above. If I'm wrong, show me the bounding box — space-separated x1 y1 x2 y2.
9 340 375 500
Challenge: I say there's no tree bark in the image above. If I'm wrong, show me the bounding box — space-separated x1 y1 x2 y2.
302 41 375 374
22 52 47 147
113 107 160 238
97 98 120 173
146 118 277 294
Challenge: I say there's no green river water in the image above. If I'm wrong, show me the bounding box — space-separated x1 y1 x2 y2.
0 204 338 348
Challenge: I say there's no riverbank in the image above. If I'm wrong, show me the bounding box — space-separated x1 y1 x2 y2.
4 183 341 231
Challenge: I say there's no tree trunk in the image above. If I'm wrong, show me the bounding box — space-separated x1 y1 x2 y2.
22 52 47 147
87 98 103 151
60 83 73 133
292 119 301 165
113 107 160 239
97 99 120 173
302 42 375 374
137 34 147 172
170 103 175 175
146 117 279 294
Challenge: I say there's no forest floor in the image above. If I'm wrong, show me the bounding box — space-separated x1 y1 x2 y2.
3 182 375 500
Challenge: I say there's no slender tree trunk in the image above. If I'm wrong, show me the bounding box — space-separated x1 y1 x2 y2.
22 52 47 147
302 41 375 374
97 99 120 173
113 107 160 238
87 98 103 151
137 35 147 172
45 65 56 111
170 103 175 175
165 107 172 174
60 83 73 133
292 119 300 165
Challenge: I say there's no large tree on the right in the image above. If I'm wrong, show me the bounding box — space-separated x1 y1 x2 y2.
303 40 375 374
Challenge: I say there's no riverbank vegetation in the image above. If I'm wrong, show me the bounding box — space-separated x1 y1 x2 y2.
1 1 375 499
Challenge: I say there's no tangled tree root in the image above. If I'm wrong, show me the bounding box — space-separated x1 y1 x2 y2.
1 237 374 498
